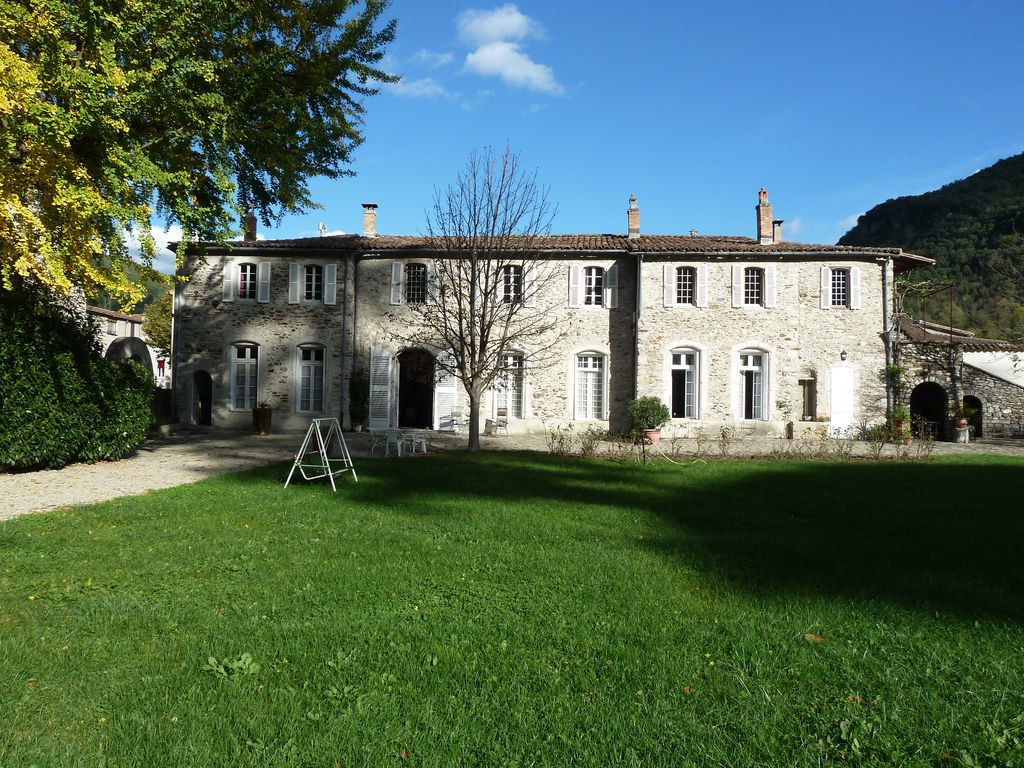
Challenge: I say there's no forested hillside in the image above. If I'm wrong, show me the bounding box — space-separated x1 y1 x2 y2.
839 153 1024 339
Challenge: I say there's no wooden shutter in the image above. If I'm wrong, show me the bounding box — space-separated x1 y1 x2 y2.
222 262 235 302
288 262 300 304
663 265 674 307
426 261 438 303
696 265 709 307
368 346 391 428
568 265 581 307
256 262 271 303
324 263 337 305
524 263 537 307
389 261 403 305
434 351 458 430
764 265 776 308
605 265 619 309
820 266 832 309
849 266 861 309
731 265 743 307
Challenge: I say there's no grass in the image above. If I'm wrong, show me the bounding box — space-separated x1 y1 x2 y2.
1 451 1023 766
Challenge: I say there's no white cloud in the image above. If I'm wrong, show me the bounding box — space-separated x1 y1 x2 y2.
389 76 448 98
839 212 864 231
124 224 183 275
465 41 563 94
411 49 455 69
456 4 543 45
784 217 806 236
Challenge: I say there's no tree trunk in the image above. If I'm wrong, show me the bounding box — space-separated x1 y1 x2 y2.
466 389 482 452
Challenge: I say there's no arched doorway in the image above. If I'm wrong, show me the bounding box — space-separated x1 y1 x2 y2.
105 337 154 376
964 395 983 438
193 371 212 426
397 349 434 428
909 381 947 439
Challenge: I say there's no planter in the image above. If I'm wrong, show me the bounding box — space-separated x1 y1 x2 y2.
642 428 662 445
253 407 273 435
954 417 969 430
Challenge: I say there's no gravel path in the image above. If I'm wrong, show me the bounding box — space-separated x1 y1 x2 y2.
2 428 1022 522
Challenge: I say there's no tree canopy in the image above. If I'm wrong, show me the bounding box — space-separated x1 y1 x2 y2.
1 0 396 307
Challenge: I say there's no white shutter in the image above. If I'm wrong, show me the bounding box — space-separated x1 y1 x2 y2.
524 263 537 307
820 266 832 309
324 263 337 305
390 261 403 305
764 265 776 308
222 262 235 302
731 265 743 307
696 265 709 307
256 262 271 303
849 266 861 310
426 261 438 303
605 264 619 309
368 346 391 429
288 262 300 304
663 265 674 307
568 265 581 307
434 351 458 430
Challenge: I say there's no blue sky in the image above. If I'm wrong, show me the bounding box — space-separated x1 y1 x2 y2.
154 1 1024 269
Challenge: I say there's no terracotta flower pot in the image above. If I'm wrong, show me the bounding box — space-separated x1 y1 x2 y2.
642 428 661 445
253 407 273 435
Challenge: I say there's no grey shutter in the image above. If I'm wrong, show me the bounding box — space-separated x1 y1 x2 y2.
663 265 674 307
820 266 832 309
605 265 619 309
696 265 709 307
849 266 861 310
222 262 235 302
288 262 300 304
568 265 581 307
524 263 537 307
256 262 271 303
426 261 438 303
368 346 391 428
390 261 403 305
731 265 743 307
764 265 776 308
324 263 337 305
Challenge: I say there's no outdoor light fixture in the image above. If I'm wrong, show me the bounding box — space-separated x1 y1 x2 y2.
840 350 848 361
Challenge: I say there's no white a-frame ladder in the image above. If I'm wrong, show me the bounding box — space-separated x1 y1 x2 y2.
284 418 358 491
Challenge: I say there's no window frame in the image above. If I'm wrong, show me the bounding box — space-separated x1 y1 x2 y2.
574 351 607 420
230 343 259 411
583 266 605 307
738 349 767 420
296 344 325 413
676 267 696 306
405 263 428 305
494 352 525 418
669 348 699 419
831 267 850 307
304 264 324 303
743 267 764 307
238 262 257 300
501 264 524 304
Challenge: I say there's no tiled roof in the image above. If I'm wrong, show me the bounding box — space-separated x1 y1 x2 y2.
899 318 1022 351
186 233 931 267
86 305 143 322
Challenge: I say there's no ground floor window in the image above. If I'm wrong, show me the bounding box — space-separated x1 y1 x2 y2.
799 378 817 420
298 346 325 412
495 353 524 418
231 344 258 410
739 350 766 420
575 353 605 419
670 349 698 418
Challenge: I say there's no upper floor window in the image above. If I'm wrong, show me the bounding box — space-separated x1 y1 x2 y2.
239 262 257 300
405 263 427 305
744 268 763 306
231 344 258 410
298 346 325 412
670 348 699 419
732 265 775 309
501 264 523 304
820 266 860 309
575 353 606 420
304 265 323 302
106 319 117 335
584 267 604 306
676 267 696 306
831 268 848 307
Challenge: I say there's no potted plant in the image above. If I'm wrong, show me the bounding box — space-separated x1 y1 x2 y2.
890 405 912 444
628 396 671 445
252 400 273 435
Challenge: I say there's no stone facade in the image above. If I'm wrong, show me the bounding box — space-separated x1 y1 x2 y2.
173 193 930 435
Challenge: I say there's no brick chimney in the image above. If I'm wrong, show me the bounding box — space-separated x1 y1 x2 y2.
756 188 773 245
362 203 378 237
627 194 640 239
243 208 257 241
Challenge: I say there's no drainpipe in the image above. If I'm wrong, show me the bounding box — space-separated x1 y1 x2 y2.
339 253 355 430
634 253 643 404
880 256 893 416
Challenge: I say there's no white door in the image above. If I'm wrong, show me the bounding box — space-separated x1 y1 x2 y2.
829 366 855 436
368 346 392 429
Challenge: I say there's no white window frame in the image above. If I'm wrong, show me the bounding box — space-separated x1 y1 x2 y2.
494 353 525 418
231 343 259 411
238 262 257 300
501 264 523 304
743 267 763 306
304 264 324 302
669 348 699 419
583 266 604 306
574 352 607 420
820 266 861 310
738 349 767 420
297 345 325 413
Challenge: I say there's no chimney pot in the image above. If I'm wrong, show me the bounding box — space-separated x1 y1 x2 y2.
772 219 783 243
627 194 640 239
756 188 774 245
362 203 378 237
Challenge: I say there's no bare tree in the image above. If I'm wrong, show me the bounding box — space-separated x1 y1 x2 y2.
391 145 565 451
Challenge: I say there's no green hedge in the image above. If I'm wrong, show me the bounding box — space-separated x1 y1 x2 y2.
0 280 154 470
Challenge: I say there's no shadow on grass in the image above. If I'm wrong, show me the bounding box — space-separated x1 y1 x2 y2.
269 451 1024 623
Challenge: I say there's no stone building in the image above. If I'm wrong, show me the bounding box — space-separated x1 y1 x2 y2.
171 190 932 435
86 305 171 388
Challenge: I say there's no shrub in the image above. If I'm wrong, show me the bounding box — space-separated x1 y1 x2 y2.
627 396 670 431
0 280 154 470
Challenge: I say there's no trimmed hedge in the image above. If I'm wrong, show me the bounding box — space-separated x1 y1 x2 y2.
0 280 154 470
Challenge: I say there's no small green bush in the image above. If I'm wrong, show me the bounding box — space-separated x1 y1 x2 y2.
627 396 670 431
0 279 154 470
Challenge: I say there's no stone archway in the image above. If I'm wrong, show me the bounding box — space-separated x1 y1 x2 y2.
397 348 435 429
105 337 153 376
909 381 948 440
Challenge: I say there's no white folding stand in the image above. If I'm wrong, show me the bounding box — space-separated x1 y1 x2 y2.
284 418 358 491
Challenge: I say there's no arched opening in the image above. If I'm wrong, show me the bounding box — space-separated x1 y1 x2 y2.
909 381 947 439
193 371 213 426
105 337 154 376
397 348 434 428
964 395 983 438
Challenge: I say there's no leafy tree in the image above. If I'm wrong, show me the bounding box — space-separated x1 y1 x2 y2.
142 291 173 355
1 0 396 307
390 146 566 452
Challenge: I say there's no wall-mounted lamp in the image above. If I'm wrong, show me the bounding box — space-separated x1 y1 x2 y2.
840 350 848 361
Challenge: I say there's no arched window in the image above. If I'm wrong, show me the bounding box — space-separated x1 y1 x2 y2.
575 352 606 419
670 348 699 419
231 344 259 410
297 345 325 412
739 349 767 420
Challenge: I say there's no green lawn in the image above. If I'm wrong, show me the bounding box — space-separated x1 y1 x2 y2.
2 452 1023 766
